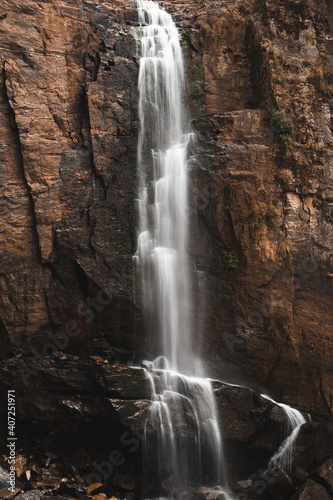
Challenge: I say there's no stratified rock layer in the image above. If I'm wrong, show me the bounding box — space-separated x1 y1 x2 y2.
0 0 332 422
0 0 141 362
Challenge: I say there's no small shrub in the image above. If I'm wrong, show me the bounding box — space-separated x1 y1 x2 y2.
254 206 279 230
199 37 204 47
269 110 294 150
308 73 325 95
220 245 239 271
267 205 279 217
266 204 280 228
193 81 203 98
202 22 211 33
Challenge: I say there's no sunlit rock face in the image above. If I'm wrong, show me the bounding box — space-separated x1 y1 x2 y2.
179 0 333 420
0 0 332 432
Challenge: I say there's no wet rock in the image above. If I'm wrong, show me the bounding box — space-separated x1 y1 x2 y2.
14 456 27 479
315 457 333 491
0 466 10 494
196 487 227 499
58 479 88 498
294 468 309 484
234 479 253 491
87 483 103 495
293 423 333 473
260 468 296 499
291 479 332 499
15 492 44 500
37 468 62 487
91 494 107 500
99 365 153 399
213 381 287 449
0 490 21 500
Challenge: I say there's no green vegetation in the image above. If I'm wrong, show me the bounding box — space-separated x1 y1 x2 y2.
254 205 280 230
202 22 211 33
308 72 325 95
199 37 204 47
192 80 204 119
266 204 280 228
269 110 294 150
193 81 203 98
220 244 239 271
255 214 263 229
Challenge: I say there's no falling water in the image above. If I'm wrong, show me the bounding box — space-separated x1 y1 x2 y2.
134 0 228 497
262 395 308 477
135 0 193 373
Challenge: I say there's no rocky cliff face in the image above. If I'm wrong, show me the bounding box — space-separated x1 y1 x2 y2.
184 0 333 420
0 0 333 497
0 0 333 446
1 0 332 420
0 0 142 362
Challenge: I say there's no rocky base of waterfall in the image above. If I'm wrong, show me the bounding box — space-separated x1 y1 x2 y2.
1 354 333 500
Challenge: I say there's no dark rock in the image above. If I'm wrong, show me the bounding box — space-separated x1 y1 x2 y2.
234 479 253 491
195 487 228 499
260 468 296 499
293 423 333 473
37 468 62 487
0 467 10 494
291 479 332 500
15 492 43 500
314 457 333 493
213 381 287 449
86 483 103 495
58 480 88 498
294 468 309 484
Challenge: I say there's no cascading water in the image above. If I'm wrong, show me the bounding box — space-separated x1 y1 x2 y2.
133 1 309 497
134 0 229 497
135 0 193 373
262 396 308 477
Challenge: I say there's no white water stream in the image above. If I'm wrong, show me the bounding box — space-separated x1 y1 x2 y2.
134 0 193 373
262 395 308 477
133 0 307 497
134 0 228 497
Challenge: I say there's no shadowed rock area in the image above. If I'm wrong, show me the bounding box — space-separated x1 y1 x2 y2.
0 0 333 498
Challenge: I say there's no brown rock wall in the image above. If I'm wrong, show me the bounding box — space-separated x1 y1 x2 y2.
0 0 332 421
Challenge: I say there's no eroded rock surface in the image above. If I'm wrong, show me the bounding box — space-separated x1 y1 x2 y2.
0 0 332 421
0 3 332 499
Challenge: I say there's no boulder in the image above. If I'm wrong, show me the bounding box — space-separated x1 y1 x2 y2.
293 423 333 473
213 381 287 450
314 457 333 492
291 479 332 500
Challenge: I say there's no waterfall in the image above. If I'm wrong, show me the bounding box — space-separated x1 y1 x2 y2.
262 395 308 477
133 1 308 496
134 0 230 497
135 0 193 373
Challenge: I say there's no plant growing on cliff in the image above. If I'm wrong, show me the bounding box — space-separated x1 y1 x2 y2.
266 204 280 228
202 22 211 34
269 110 294 150
219 244 239 271
308 72 325 96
